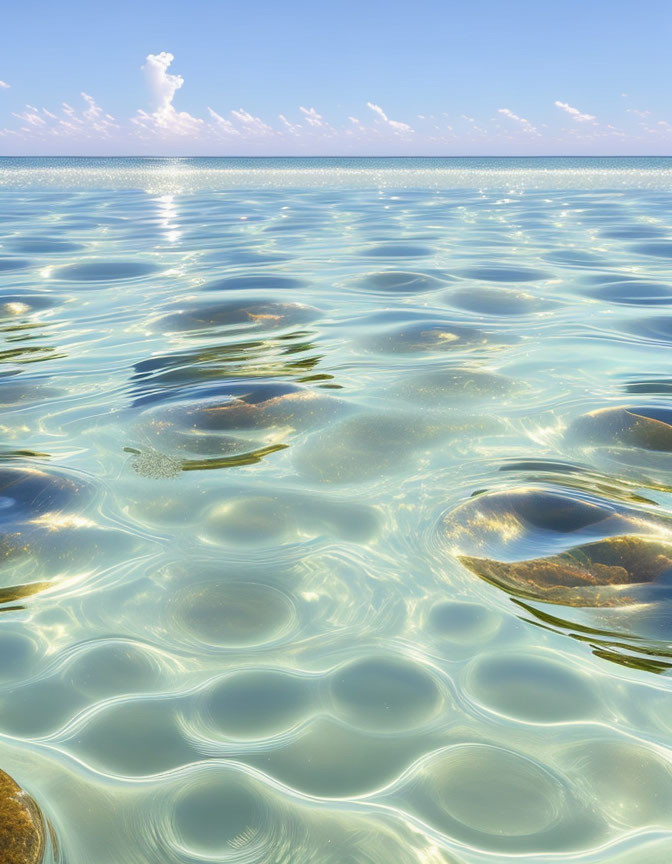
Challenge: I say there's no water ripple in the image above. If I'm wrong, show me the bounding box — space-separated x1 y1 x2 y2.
1 173 672 863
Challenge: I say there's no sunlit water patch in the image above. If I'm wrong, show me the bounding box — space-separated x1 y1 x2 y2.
1 158 672 863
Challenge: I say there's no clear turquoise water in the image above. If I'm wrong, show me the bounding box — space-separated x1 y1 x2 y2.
2 157 672 862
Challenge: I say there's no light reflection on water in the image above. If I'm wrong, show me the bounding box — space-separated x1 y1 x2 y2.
1 159 672 862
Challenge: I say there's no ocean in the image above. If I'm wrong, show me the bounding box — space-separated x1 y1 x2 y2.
2 156 672 863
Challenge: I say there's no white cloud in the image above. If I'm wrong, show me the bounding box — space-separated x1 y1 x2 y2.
279 113 301 135
144 51 183 113
554 101 596 123
498 108 538 133
231 108 274 136
62 102 79 120
12 107 46 127
366 101 413 134
134 52 202 136
627 107 651 118
81 93 118 135
367 102 388 123
3 50 658 154
131 53 273 140
299 106 323 127
7 94 117 140
498 108 526 124
207 107 240 136
0 81 9 90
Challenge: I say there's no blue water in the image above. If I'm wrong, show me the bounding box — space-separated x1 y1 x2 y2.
2 157 672 863
2 155 672 191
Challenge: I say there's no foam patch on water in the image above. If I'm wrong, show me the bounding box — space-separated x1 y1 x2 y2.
129 448 182 479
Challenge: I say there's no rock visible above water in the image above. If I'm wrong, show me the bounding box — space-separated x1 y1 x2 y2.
0 769 45 864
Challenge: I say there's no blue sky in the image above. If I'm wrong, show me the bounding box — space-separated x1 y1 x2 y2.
1 0 671 155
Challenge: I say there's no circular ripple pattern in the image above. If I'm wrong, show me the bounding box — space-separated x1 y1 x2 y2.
2 168 672 864
171 581 297 649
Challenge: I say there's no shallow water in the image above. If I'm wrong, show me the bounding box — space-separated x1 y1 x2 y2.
2 157 672 862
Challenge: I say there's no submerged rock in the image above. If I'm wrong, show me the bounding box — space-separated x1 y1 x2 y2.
166 384 339 433
459 535 672 608
153 297 320 334
0 769 45 864
366 320 498 355
442 486 672 607
566 406 672 484
569 405 672 453
447 285 549 316
392 367 522 404
441 485 672 670
0 466 87 523
134 382 341 442
348 270 447 294
0 466 96 592
129 382 343 472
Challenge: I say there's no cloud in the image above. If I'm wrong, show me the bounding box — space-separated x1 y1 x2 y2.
279 113 301 135
133 52 202 136
554 101 596 123
81 93 118 134
498 108 523 123
135 53 275 140
144 51 183 112
366 101 414 134
2 50 656 154
207 107 240 136
230 108 274 136
0 81 9 90
498 107 538 133
299 106 324 127
627 107 651 118
12 106 46 127
6 94 117 139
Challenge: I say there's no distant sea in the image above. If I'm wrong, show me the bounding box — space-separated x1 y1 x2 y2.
2 155 672 190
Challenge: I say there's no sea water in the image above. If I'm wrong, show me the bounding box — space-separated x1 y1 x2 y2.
1 157 672 863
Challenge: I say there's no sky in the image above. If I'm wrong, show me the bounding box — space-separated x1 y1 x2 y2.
1 0 671 156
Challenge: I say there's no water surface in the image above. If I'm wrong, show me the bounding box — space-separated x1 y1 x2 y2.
2 157 672 863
